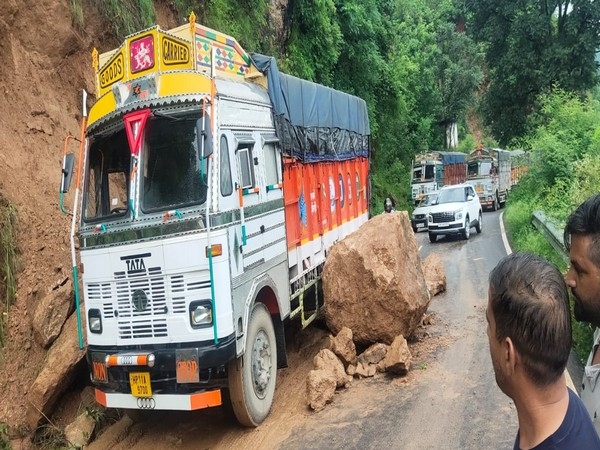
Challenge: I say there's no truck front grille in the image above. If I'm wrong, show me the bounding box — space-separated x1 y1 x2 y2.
86 267 211 341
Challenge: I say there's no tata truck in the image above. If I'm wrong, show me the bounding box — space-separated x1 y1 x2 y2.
411 151 467 205
59 14 370 427
466 147 511 211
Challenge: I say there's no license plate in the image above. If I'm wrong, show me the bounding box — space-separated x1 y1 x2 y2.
437 223 449 227
130 372 152 397
416 223 425 228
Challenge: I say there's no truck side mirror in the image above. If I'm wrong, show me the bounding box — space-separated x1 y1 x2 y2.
197 116 213 158
60 153 75 193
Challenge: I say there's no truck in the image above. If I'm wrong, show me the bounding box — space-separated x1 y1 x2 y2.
58 14 370 427
466 147 511 211
509 149 529 186
411 151 467 205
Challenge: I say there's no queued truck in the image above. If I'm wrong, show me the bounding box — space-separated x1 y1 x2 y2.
466 147 511 211
509 149 529 186
58 14 370 426
411 151 467 205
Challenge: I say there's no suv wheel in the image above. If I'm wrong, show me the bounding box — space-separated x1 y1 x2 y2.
475 211 482 234
429 232 437 243
463 216 470 240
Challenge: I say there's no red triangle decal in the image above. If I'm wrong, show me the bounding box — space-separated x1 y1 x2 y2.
124 109 151 156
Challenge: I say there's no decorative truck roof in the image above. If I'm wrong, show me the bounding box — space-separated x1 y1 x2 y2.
89 12 266 129
88 13 370 163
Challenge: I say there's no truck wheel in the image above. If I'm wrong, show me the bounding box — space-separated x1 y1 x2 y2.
475 211 483 234
463 216 470 240
429 232 437 243
492 195 498 211
228 303 277 427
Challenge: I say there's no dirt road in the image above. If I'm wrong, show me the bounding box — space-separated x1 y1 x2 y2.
89 211 517 450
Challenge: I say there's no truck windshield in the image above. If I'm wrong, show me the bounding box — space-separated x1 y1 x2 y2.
142 116 208 212
467 161 479 177
423 164 435 180
84 128 130 221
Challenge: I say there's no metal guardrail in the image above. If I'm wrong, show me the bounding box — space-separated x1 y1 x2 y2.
531 210 569 264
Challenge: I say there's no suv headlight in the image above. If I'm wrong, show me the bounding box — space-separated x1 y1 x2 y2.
427 214 433 223
455 211 463 221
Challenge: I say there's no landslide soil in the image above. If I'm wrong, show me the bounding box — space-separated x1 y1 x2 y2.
0 0 179 433
0 2 447 448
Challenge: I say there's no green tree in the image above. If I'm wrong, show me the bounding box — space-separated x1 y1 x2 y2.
465 0 600 145
435 23 484 148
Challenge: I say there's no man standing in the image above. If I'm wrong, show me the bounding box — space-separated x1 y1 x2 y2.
487 252 599 449
564 193 600 431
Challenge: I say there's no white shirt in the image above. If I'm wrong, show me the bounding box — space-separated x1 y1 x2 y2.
581 327 600 434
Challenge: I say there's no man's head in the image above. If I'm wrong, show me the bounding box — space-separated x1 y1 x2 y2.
384 197 395 213
564 193 600 326
487 253 571 394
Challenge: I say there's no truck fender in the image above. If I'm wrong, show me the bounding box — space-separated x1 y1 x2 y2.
239 275 288 368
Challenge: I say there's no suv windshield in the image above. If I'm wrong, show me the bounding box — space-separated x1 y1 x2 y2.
437 187 466 204
420 194 438 206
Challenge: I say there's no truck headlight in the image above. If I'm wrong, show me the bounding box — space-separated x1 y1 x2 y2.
88 309 102 334
190 301 213 328
455 211 463 221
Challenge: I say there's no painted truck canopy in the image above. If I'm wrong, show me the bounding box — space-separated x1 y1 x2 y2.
439 151 467 165
251 53 370 163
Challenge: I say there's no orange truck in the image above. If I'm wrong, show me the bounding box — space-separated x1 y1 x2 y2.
59 14 370 426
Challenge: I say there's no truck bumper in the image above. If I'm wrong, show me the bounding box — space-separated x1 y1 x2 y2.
95 387 222 411
87 332 237 410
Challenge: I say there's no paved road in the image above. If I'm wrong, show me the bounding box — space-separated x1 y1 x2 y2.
88 211 584 450
280 210 518 450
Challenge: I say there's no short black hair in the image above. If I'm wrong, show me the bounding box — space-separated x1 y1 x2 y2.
564 193 600 268
489 252 571 386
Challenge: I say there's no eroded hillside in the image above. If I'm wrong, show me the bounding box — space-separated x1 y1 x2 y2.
0 0 178 431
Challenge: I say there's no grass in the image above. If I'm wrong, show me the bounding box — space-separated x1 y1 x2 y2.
69 0 84 32
98 0 157 40
0 200 17 350
0 423 9 450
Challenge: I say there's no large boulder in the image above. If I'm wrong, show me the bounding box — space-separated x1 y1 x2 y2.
26 313 86 430
323 212 430 345
32 278 73 349
421 253 446 297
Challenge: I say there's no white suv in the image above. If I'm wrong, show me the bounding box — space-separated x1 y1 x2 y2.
427 184 482 243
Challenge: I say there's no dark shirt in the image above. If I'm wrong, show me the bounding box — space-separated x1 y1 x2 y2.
513 388 600 449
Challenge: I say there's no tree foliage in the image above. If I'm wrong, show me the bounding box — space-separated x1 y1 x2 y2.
465 0 600 145
91 0 496 212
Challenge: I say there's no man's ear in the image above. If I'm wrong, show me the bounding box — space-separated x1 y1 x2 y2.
503 337 517 375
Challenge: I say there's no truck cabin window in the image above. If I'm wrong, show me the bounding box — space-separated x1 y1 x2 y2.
412 165 422 182
468 161 479 177
84 129 130 221
142 116 208 212
238 144 255 189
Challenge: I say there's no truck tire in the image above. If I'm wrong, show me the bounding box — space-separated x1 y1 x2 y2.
492 195 498 211
228 303 277 427
429 232 437 243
